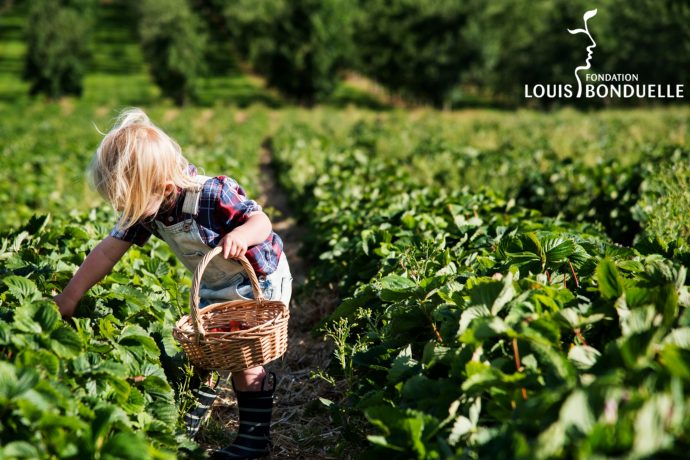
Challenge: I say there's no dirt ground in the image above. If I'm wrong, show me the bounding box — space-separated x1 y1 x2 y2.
197 139 343 459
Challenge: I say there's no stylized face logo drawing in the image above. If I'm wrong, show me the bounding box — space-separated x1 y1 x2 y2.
568 9 598 97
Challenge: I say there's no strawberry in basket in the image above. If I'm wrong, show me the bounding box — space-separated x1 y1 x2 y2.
209 320 250 333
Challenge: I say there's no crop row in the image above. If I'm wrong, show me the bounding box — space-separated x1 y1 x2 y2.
0 211 209 458
276 108 690 257
271 118 690 458
0 103 271 458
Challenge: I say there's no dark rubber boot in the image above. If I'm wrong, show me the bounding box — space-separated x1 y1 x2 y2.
184 371 220 439
210 372 276 460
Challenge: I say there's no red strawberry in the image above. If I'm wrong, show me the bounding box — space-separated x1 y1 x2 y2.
229 320 250 332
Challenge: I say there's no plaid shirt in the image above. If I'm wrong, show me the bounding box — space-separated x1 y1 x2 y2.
110 165 283 276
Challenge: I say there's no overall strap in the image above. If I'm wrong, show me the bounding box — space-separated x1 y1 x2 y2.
181 175 213 231
182 175 213 216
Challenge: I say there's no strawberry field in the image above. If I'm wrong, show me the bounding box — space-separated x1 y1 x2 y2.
2 0 690 458
2 101 688 459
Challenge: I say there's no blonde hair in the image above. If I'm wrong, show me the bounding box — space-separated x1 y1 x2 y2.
89 108 198 230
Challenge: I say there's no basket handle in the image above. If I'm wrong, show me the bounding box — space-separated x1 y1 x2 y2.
190 246 265 337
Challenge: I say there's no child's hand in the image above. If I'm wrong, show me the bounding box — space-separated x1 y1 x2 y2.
220 232 248 259
53 292 78 319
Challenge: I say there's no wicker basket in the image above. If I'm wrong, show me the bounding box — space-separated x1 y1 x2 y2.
172 246 289 372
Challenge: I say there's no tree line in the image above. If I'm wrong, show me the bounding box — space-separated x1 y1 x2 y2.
22 0 690 107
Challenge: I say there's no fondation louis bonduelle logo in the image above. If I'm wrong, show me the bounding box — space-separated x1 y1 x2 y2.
524 8 685 100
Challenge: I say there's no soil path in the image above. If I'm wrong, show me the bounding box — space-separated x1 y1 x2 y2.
200 138 340 458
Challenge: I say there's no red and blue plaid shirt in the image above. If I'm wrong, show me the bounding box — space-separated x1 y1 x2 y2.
110 165 283 276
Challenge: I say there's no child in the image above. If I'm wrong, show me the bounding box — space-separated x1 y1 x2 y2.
53 108 292 460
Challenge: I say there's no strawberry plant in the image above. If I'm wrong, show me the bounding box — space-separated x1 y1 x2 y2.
271 117 690 458
0 211 208 458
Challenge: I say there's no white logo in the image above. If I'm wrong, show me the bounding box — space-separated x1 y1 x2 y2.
567 9 598 98
524 8 684 101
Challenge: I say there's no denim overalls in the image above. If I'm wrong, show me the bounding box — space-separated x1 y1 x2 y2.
152 175 293 309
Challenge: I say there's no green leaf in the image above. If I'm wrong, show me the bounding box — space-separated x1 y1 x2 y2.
462 317 510 343
461 361 524 394
50 326 83 358
15 349 60 376
618 260 645 273
1 441 40 458
523 328 576 387
633 394 674 456
387 345 420 384
597 258 624 299
496 233 543 272
323 288 376 323
3 276 42 303
92 405 130 451
557 308 605 329
618 330 659 369
34 303 61 333
318 397 334 408
421 342 452 368
618 304 656 336
467 274 515 316
380 275 417 291
107 376 132 403
109 284 148 307
542 236 575 266
364 406 431 457
141 376 173 400
624 284 654 308
121 387 146 414
16 388 54 419
65 224 91 241
0 362 38 403
492 272 515 316
0 322 9 345
12 303 43 334
657 283 678 328
148 399 177 426
659 345 690 381
100 432 150 460
662 328 690 349
436 280 463 304
367 435 403 451
458 305 490 336
535 420 566 458
567 345 601 370
379 275 417 302
469 397 481 426
118 325 160 360
448 416 473 446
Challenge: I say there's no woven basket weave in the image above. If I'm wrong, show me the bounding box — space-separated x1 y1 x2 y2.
172 246 289 372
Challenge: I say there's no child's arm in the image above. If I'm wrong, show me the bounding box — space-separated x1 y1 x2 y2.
220 211 272 259
54 236 133 318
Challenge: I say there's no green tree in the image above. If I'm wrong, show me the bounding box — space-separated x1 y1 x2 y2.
136 0 207 105
353 0 476 107
223 0 353 105
464 0 595 105
465 0 690 106
23 0 93 98
602 0 690 91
